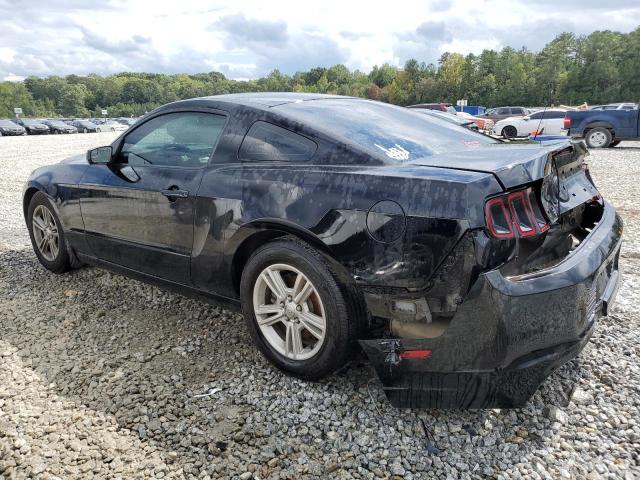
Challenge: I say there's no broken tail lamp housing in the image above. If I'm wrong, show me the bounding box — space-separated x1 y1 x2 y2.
485 187 550 239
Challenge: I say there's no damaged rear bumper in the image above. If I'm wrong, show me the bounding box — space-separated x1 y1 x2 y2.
360 201 623 409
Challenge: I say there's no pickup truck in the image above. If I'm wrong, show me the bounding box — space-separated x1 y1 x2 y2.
564 106 639 148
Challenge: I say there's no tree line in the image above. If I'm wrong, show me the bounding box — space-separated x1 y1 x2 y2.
1 27 638 118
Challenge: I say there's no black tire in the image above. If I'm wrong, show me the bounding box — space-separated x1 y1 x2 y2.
27 192 71 274
240 237 363 380
502 125 517 138
608 140 621 148
585 127 612 148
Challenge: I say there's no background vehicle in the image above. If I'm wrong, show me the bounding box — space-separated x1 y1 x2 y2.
43 119 77 134
410 108 479 131
72 120 99 133
14 118 49 135
493 109 567 138
479 106 529 122
457 111 494 131
589 103 637 111
23 93 621 409
100 120 128 132
564 108 640 148
116 117 139 127
407 103 457 114
0 119 27 136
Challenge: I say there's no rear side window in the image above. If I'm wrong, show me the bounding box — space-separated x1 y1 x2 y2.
239 121 317 162
497 108 511 115
510 108 524 114
544 111 565 119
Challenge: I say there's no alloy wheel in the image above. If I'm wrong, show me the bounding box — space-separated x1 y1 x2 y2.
32 205 59 262
252 263 326 361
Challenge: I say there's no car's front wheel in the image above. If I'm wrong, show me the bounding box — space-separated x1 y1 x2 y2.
27 192 71 274
501 125 517 138
240 238 360 380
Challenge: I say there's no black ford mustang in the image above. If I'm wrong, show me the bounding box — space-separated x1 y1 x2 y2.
23 93 622 408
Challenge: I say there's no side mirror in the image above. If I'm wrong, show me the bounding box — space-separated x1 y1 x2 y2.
522 116 530 121
87 146 113 165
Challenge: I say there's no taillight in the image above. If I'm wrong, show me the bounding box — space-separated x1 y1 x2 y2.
485 187 550 239
563 116 571 128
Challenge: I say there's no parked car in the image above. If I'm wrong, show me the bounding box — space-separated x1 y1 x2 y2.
14 118 49 135
410 108 479 131
119 117 140 127
493 109 568 138
44 120 78 134
456 111 494 131
72 120 99 133
564 107 640 148
480 106 529 122
100 120 128 132
589 103 637 111
0 119 26 136
23 93 621 409
407 103 458 114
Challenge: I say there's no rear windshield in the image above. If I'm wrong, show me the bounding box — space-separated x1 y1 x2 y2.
0 120 17 127
275 99 497 162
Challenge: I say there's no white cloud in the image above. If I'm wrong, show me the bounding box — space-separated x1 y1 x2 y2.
0 0 637 80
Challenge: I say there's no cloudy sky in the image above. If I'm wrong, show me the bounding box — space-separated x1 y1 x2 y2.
0 0 638 81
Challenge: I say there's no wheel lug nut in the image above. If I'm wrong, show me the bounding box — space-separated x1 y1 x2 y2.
296 305 302 311
287 295 292 301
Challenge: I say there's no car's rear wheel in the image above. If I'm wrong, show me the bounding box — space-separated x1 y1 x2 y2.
502 125 517 138
585 127 612 148
240 238 360 380
27 192 71 274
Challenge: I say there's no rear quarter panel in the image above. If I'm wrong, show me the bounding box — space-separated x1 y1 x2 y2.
193 158 502 298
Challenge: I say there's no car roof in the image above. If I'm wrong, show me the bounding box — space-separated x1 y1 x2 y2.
197 92 355 108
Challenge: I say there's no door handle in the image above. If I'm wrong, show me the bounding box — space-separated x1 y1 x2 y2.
161 187 189 199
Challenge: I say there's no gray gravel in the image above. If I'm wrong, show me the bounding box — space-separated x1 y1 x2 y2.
1 134 639 479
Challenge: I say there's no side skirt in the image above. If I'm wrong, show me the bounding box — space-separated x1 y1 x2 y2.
76 252 242 313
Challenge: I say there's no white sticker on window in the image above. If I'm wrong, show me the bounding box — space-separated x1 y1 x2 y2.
374 143 410 160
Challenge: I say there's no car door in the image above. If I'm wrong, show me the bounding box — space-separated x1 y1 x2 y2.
540 111 566 135
495 107 512 121
79 110 227 284
521 111 543 135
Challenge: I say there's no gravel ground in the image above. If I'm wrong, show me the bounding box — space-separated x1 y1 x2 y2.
0 134 639 479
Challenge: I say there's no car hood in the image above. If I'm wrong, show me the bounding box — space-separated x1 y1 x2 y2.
60 153 88 165
407 140 576 189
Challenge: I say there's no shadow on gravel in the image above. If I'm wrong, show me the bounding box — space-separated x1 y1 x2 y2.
611 146 640 151
0 248 586 477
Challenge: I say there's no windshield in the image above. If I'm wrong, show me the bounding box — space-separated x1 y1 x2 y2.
276 99 497 162
47 121 67 127
0 120 17 127
21 119 41 126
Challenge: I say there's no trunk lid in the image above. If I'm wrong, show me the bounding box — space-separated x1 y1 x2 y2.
408 139 599 224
